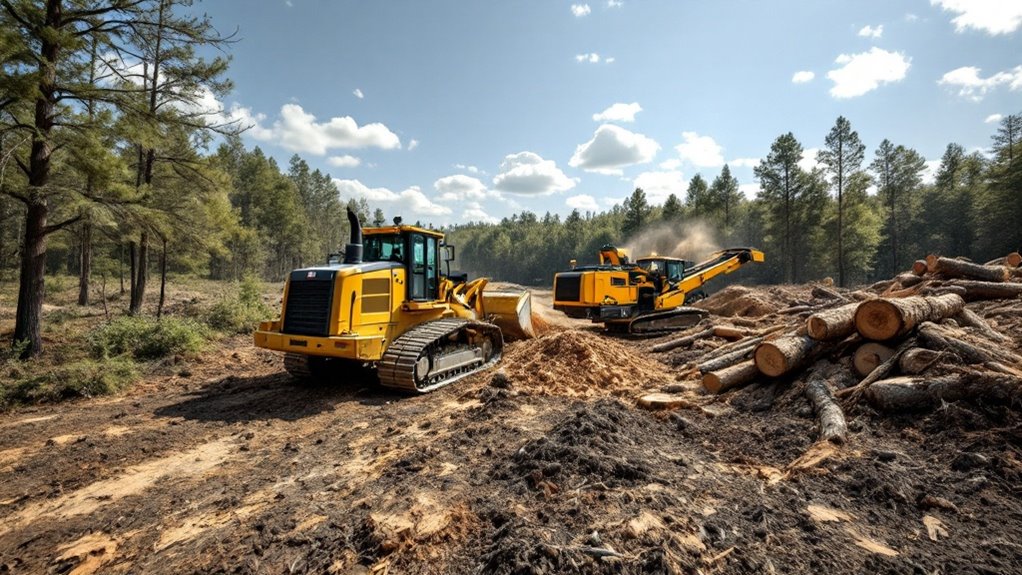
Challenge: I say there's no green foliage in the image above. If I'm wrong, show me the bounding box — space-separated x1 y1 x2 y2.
0 357 138 410
90 316 209 360
205 277 273 334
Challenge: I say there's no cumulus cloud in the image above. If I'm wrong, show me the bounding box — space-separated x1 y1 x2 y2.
826 47 910 98
633 170 687 204
607 0 622 7
576 53 602 63
327 155 361 168
921 159 941 185
571 3 591 17
792 70 815 84
240 103 401 155
492 152 577 195
799 148 821 172
738 183 759 199
939 65 1022 101
931 0 1022 35
593 102 642 123
433 174 489 201
730 157 761 168
569 124 660 175
334 180 451 217
858 24 884 38
462 201 499 224
566 194 600 212
674 132 725 168
986 113 1004 124
353 88 364 99
408 139 419 151
454 164 483 174
659 158 682 170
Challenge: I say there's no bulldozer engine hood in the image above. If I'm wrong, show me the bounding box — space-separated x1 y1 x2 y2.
289 261 402 281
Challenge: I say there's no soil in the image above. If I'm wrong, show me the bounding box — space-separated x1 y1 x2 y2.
2 287 1022 574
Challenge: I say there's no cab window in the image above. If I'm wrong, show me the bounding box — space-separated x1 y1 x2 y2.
666 260 683 283
364 234 404 263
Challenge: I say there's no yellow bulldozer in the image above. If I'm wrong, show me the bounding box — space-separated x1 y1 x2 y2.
254 209 534 393
553 245 764 333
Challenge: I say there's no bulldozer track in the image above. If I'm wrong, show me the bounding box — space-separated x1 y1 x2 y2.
378 318 503 394
283 353 313 379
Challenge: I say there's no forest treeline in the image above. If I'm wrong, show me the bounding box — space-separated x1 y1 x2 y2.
1 1 1020 359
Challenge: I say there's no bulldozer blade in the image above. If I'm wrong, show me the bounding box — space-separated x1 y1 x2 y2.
483 290 536 341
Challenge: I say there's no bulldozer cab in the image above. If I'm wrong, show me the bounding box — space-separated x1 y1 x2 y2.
363 227 443 302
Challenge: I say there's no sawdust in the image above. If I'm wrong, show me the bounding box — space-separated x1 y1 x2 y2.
502 330 670 397
694 285 780 317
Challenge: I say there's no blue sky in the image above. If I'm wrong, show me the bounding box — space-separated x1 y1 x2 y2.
195 0 1022 225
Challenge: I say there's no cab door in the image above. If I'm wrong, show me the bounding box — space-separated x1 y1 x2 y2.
408 234 439 301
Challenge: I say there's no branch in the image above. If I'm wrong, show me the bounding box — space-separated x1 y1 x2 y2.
43 214 84 236
0 0 35 32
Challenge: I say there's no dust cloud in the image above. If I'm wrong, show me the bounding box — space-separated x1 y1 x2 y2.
622 220 721 263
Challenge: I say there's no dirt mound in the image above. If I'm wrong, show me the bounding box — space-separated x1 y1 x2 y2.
695 285 780 317
501 330 669 397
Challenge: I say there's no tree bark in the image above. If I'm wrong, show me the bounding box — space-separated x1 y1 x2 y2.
754 335 818 377
157 236 167 319
130 231 149 315
866 371 1022 412
805 375 846 444
926 255 1010 283
650 326 714 353
898 348 943 375
77 219 92 305
697 342 758 374
854 294 965 341
14 202 48 358
944 280 1022 301
954 308 1009 343
917 322 1022 366
852 342 894 377
703 360 760 394
806 302 859 341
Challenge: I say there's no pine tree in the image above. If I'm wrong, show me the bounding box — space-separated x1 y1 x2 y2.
685 175 709 217
622 188 650 239
818 116 866 287
707 164 742 240
754 133 805 283
661 193 684 222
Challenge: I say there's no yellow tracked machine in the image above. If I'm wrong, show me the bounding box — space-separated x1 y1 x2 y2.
255 209 534 393
553 245 764 333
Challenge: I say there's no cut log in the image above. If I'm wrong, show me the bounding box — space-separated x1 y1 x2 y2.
853 342 895 377
954 308 1009 343
898 348 943 375
637 393 701 411
894 273 925 288
854 294 965 341
698 343 757 374
866 370 1022 412
836 338 916 401
917 322 1022 366
650 327 714 353
712 326 751 341
1008 252 1022 268
912 260 928 275
919 284 968 298
702 359 760 394
755 335 817 377
925 255 1010 282
944 280 1022 301
806 302 859 341
804 373 847 444
811 286 845 301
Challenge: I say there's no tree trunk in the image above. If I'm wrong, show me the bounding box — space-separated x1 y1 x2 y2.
14 202 48 358
926 255 1010 282
77 219 92 305
119 242 125 294
697 342 758 374
866 371 1022 412
806 302 859 341
954 308 1009 343
852 342 894 377
805 374 846 444
944 280 1022 301
650 326 714 353
130 231 149 315
157 236 167 319
917 322 1022 366
754 335 818 377
703 360 760 394
854 294 965 341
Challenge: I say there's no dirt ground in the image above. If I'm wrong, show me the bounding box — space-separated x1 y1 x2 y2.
2 287 1022 574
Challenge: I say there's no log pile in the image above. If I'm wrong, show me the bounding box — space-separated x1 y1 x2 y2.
643 251 1022 445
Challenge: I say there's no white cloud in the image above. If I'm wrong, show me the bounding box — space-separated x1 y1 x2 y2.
826 47 911 98
730 157 761 168
858 24 884 38
242 103 401 155
931 0 1022 35
434 174 489 201
985 113 1004 124
492 151 577 195
601 196 625 207
605 57 616 64
576 53 602 63
633 170 687 204
921 159 941 185
607 0 622 6
454 163 483 174
462 201 499 224
571 4 591 17
792 70 815 84
334 180 451 217
566 194 600 212
327 155 361 168
408 139 419 151
938 65 1022 101
799 148 820 172
569 124 660 175
739 183 759 199
659 158 682 170
353 88 364 99
674 132 725 168
905 13 919 22
593 102 642 123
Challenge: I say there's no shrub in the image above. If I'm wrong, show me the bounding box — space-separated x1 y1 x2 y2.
0 357 138 409
90 316 209 360
205 276 272 334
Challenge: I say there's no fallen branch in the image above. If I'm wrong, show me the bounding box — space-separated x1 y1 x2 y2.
953 308 1009 343
650 326 715 353
804 368 847 444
